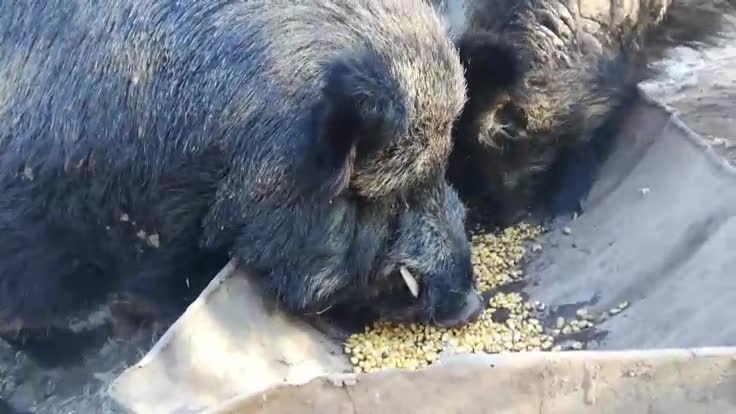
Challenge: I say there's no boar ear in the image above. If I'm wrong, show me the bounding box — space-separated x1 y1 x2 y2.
314 52 407 171
456 30 525 108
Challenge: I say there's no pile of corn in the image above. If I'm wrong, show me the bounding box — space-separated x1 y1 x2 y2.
471 223 543 291
345 223 556 374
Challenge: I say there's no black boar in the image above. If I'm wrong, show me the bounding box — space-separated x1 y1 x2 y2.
0 0 526 336
431 0 735 224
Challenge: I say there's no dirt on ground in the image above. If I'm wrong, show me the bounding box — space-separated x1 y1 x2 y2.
0 308 165 413
640 23 736 162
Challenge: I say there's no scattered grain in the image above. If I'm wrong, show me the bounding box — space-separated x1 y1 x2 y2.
345 223 558 373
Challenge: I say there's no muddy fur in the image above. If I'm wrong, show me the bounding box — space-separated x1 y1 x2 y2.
0 0 501 343
435 0 736 224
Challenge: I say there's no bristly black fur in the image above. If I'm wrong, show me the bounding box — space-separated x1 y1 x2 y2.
314 52 407 183
436 0 736 225
456 30 526 105
0 0 482 347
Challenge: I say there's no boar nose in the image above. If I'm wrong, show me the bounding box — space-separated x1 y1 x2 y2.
434 290 484 328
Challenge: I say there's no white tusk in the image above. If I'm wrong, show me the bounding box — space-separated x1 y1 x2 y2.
399 266 420 298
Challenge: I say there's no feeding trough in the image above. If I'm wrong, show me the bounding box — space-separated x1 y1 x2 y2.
108 88 736 413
